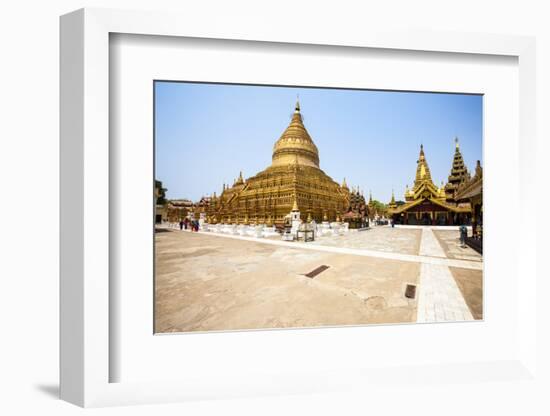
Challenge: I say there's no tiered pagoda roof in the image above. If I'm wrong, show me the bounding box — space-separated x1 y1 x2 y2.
444 137 471 201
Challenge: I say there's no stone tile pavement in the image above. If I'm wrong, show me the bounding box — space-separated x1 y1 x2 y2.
416 228 476 323
416 263 474 322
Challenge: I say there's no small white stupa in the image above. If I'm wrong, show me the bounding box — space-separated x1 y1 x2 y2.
290 195 301 234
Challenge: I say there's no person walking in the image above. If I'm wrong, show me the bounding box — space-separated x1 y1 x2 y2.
459 224 467 248
179 220 184 231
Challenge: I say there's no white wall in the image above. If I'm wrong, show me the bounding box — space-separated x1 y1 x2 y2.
1 1 548 415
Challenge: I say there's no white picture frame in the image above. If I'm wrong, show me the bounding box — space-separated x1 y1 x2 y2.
60 7 538 408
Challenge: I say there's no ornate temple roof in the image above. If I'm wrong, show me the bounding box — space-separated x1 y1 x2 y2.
414 144 434 188
388 144 470 215
271 99 320 168
455 160 483 200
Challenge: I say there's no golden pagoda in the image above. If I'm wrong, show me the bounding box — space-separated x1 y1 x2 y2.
207 100 350 226
387 144 471 225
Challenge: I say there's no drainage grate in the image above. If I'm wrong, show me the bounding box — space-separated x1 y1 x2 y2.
405 284 417 299
304 265 330 278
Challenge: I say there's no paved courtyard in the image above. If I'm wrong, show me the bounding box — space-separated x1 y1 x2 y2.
311 227 421 255
155 226 483 333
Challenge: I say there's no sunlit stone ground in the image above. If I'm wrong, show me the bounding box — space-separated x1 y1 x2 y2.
155 226 483 333
155 230 419 333
311 227 422 255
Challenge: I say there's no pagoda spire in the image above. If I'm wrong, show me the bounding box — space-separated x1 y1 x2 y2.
341 177 348 189
388 188 397 209
236 170 244 185
414 144 434 187
292 193 299 211
444 137 470 201
271 98 320 168
295 95 300 112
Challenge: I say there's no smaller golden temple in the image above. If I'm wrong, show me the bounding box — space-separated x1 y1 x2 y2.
388 141 473 225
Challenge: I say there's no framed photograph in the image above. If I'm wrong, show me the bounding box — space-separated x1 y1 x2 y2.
153 81 483 333
60 8 537 408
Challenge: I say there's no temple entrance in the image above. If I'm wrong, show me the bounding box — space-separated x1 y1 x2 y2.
421 212 431 225
436 212 447 225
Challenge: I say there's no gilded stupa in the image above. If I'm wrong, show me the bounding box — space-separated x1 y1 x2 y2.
206 100 350 226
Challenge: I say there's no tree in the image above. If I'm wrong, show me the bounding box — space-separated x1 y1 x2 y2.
155 180 167 205
370 199 387 214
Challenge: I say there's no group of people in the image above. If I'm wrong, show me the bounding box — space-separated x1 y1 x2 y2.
179 218 200 232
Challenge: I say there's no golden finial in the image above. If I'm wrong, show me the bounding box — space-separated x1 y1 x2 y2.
292 194 299 211
295 94 300 112
342 177 348 188
323 211 328 221
455 137 459 149
306 212 312 223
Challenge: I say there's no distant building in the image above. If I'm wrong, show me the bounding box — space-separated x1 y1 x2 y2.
166 199 193 222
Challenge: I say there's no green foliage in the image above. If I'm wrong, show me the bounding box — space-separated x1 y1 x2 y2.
370 200 387 212
155 180 167 205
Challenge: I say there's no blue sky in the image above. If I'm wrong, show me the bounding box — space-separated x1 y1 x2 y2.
155 82 482 203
